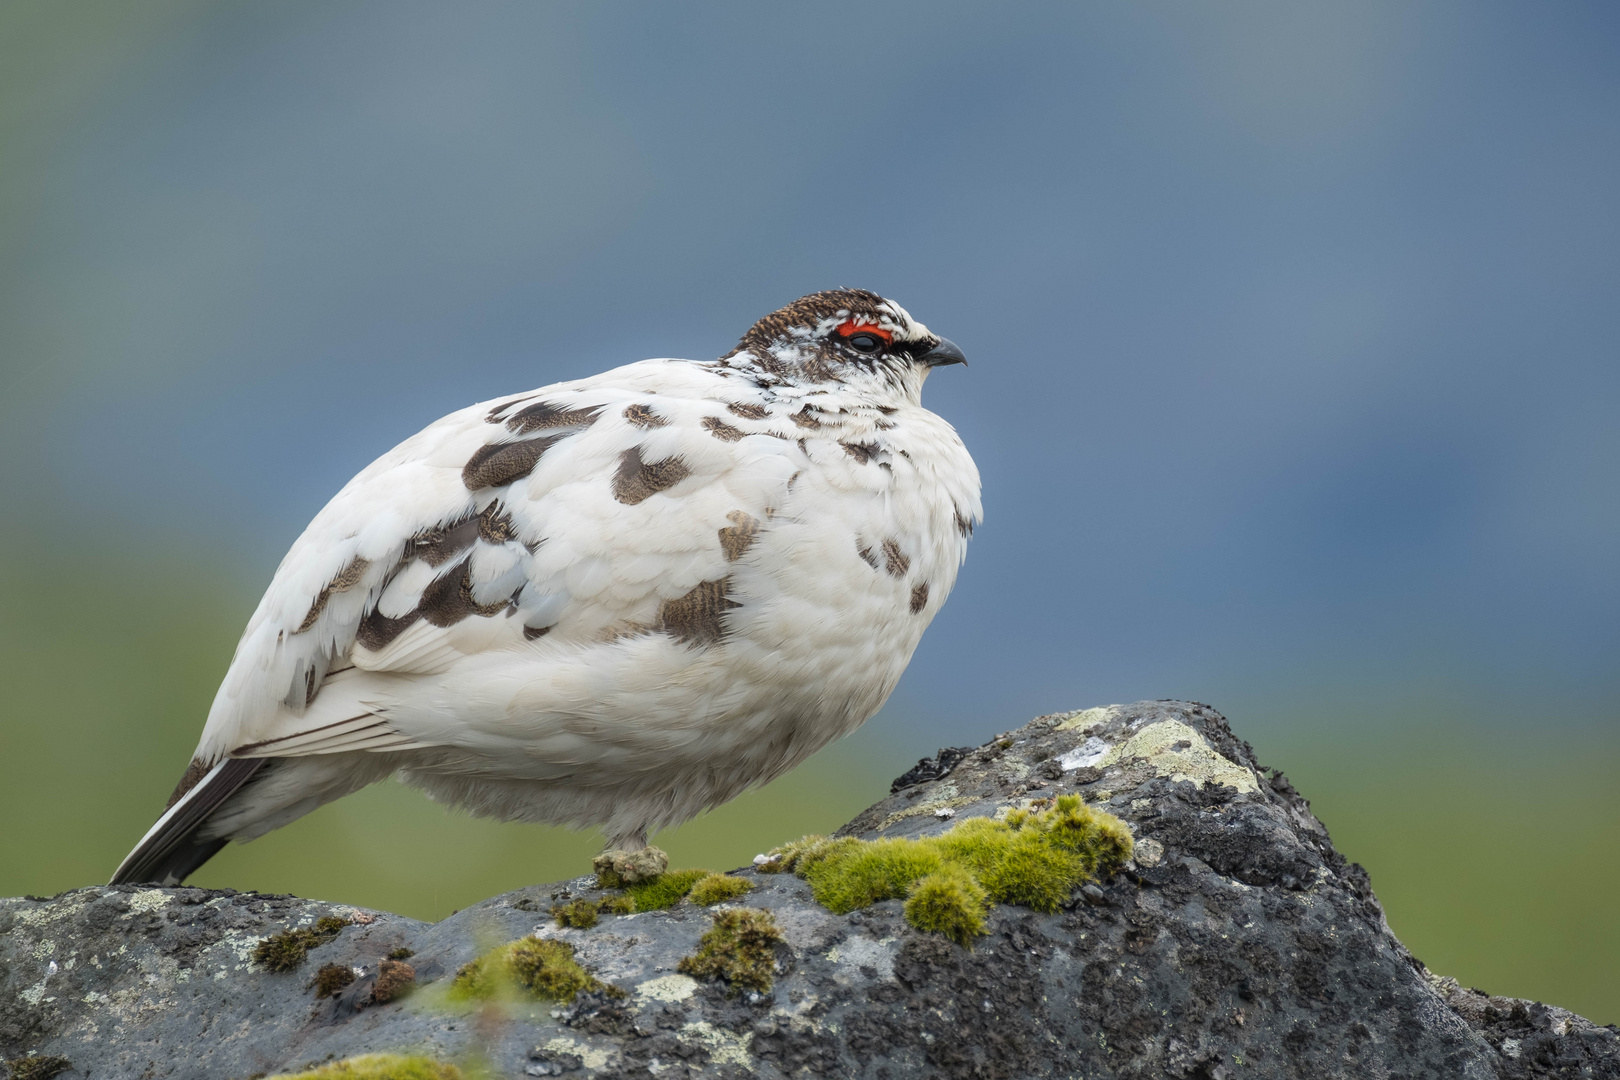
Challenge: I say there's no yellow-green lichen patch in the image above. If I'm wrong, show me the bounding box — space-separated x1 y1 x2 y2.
1097 720 1257 794
623 868 710 911
686 873 753 906
266 1053 462 1079
677 908 784 995
876 795 977 832
447 937 621 1003
253 915 351 973
765 794 1132 943
1053 706 1112 732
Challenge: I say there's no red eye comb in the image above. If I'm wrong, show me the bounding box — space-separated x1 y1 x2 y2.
834 320 893 343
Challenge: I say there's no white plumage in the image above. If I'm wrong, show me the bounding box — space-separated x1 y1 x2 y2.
113 289 980 885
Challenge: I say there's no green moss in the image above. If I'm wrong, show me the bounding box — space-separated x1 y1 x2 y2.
266 1053 462 1079
599 894 635 915
447 937 620 1003
551 898 602 929
314 962 357 998
551 893 638 929
765 795 1132 944
387 946 416 960
253 915 351 972
687 873 754 906
623 868 709 911
903 867 989 946
3 1056 73 1080
676 908 784 995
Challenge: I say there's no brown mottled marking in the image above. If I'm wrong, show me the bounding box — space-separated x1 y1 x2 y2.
719 510 761 561
407 515 480 567
789 407 823 429
703 416 746 442
419 558 512 627
523 625 551 641
876 404 898 415
165 757 213 810
857 542 880 570
955 509 975 538
484 395 538 423
727 402 769 419
357 608 421 651
478 502 519 544
612 447 692 505
295 555 372 633
728 288 890 361
504 401 603 435
462 434 565 491
910 582 930 614
623 403 667 428
657 578 741 646
882 539 909 578
842 441 880 465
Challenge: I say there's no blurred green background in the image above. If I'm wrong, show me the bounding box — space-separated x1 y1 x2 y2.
2 0 1617 1027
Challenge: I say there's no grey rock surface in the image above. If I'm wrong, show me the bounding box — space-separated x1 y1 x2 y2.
3 701 1616 1079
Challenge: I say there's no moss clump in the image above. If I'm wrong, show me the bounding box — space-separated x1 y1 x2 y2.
314 962 357 998
267 1053 462 1079
373 958 416 1003
387 946 416 960
447 937 620 1003
253 915 351 972
677 908 784 995
3 1056 73 1080
623 868 710 911
552 898 603 929
551 893 636 929
687 873 754 906
903 867 989 946
764 795 1132 944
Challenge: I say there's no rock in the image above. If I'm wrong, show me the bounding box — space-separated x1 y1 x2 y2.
3 701 1616 1079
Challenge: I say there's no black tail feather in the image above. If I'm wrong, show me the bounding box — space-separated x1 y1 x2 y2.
111 758 267 885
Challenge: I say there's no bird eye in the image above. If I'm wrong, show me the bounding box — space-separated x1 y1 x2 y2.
845 332 883 354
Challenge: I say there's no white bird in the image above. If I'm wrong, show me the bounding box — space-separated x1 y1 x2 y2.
113 289 980 886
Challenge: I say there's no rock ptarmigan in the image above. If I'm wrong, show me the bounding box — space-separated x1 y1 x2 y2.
112 289 980 886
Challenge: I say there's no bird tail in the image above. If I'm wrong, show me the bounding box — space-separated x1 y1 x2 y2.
111 758 266 886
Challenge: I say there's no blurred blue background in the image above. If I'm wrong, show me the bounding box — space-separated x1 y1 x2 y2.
2 1 1616 1021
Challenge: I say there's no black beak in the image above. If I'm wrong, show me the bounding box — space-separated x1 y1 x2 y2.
920 337 967 368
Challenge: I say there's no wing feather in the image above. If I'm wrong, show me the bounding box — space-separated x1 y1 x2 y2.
191 361 806 767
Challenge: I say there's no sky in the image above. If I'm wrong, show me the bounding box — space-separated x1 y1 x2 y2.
1 0 1618 1015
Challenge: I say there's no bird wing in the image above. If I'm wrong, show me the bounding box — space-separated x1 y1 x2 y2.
192 359 804 767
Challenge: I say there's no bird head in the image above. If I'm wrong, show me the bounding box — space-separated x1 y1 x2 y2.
724 289 966 395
